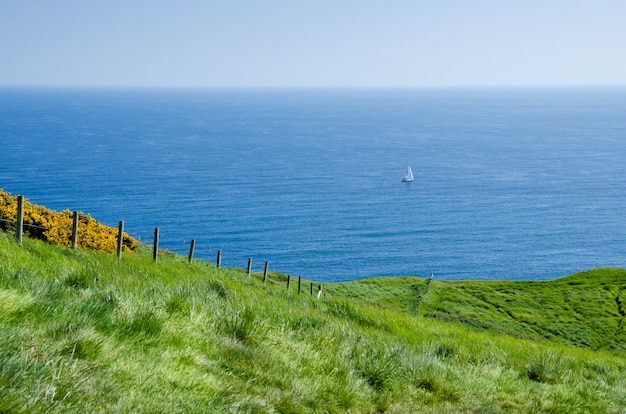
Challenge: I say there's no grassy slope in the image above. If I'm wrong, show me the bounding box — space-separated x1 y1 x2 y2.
329 270 626 356
1 230 625 413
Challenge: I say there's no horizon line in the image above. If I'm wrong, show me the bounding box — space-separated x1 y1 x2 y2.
1 83 626 91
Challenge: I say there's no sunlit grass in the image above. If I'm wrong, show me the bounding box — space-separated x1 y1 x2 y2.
1 229 625 413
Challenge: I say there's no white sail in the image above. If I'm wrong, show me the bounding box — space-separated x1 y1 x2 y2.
402 166 414 182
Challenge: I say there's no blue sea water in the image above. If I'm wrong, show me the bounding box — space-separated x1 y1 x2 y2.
1 87 626 282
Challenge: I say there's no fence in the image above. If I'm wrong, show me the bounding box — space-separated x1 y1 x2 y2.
4 195 324 298
0 192 139 254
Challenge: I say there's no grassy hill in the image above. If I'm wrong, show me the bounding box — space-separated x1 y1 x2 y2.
1 229 625 413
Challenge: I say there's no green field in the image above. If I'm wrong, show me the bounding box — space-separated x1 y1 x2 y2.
1 230 625 413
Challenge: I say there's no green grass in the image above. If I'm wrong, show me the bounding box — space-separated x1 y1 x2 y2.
1 229 625 413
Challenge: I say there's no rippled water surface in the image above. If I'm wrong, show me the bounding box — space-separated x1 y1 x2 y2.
2 87 626 281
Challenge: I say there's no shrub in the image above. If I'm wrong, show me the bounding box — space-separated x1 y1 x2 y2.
0 189 138 253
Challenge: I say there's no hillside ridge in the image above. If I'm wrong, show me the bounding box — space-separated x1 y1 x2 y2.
1 230 625 412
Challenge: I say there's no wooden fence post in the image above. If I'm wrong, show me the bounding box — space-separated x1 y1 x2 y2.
188 239 196 263
287 275 291 290
16 195 24 245
310 282 313 296
153 228 159 262
298 276 302 295
117 221 124 259
216 250 222 269
263 262 269 284
71 211 79 249
247 258 252 276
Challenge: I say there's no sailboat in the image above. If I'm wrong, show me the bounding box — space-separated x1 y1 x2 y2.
401 166 414 182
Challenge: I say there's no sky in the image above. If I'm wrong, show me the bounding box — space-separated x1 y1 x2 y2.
1 0 625 88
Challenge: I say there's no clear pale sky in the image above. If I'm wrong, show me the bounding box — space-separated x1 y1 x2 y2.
1 0 625 88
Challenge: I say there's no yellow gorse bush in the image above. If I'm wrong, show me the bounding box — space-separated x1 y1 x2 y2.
0 189 139 253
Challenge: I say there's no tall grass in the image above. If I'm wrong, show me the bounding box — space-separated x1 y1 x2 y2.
1 229 625 413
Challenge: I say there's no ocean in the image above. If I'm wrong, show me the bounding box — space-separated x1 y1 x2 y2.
1 87 626 282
